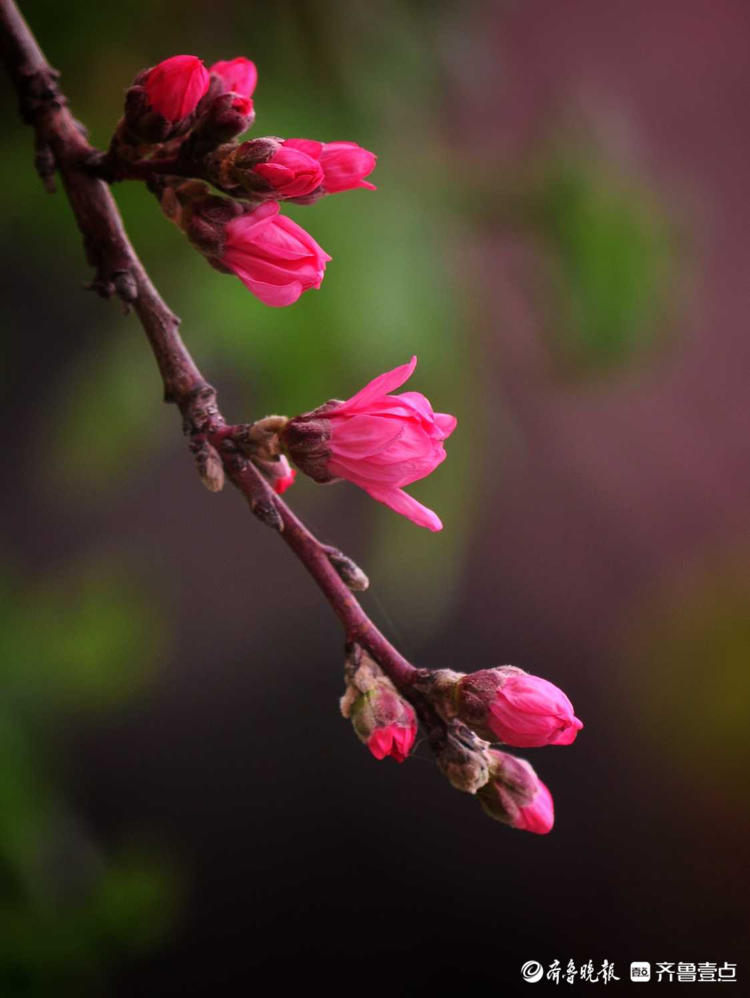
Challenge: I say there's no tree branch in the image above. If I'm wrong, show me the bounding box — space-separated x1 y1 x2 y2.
0 0 417 692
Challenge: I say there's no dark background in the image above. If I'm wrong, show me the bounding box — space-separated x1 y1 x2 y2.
2 0 749 993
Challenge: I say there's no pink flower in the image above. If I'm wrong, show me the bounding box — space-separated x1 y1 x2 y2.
284 357 456 530
367 721 417 763
221 202 331 307
284 139 377 193
252 146 325 198
477 751 555 834
455 666 583 748
144 55 210 122
209 57 258 98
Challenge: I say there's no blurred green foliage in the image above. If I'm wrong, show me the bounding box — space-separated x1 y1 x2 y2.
0 565 176 994
527 150 678 374
622 554 750 802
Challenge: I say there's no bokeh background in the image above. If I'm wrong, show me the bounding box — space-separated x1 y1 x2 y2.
2 0 750 993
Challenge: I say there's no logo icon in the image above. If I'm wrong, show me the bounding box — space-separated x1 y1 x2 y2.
521 961 545 984
630 962 652 982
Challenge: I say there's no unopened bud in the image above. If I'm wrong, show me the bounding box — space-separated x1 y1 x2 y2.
418 666 582 749
325 547 369 592
435 721 491 794
120 56 210 145
191 437 225 492
204 137 282 197
251 454 297 496
185 93 256 156
341 645 417 763
476 750 554 834
155 180 248 259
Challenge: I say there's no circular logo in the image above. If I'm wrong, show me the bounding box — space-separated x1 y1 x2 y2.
521 961 545 984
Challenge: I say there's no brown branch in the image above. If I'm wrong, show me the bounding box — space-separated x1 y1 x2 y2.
0 0 417 692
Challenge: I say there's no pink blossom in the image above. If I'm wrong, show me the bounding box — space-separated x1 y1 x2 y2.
144 55 210 122
284 139 377 193
221 202 331 307
367 721 417 763
209 57 258 98
454 666 583 748
253 146 325 198
512 778 554 835
325 357 456 531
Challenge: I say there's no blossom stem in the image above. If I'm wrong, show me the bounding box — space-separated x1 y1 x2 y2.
0 0 419 692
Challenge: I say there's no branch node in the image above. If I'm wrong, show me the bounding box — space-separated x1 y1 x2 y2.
249 496 284 531
323 545 369 592
113 269 138 305
33 136 56 192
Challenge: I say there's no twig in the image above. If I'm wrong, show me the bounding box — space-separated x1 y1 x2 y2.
0 0 418 692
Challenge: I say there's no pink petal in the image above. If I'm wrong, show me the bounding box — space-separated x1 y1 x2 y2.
364 486 443 531
434 412 458 437
336 357 418 414
283 138 324 158
367 728 394 760
328 414 405 460
514 781 555 835
209 57 258 98
145 55 210 122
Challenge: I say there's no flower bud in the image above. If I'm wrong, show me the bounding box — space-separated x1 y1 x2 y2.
189 93 255 151
155 180 246 259
144 55 210 122
204 138 283 197
209 57 258 99
282 356 456 530
324 547 369 592
269 455 297 495
220 202 330 306
453 666 583 748
251 145 325 199
121 56 211 144
341 646 417 763
434 722 491 794
476 750 554 834
191 437 225 492
284 138 377 193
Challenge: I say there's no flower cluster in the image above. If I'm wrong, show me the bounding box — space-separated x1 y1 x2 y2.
416 665 582 834
102 50 583 834
114 53 376 306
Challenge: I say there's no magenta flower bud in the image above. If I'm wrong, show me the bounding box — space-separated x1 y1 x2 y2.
284 139 377 193
271 455 296 495
283 356 456 531
221 203 331 306
143 55 210 122
341 646 418 764
455 666 583 748
192 92 255 146
252 146 325 199
477 750 555 834
209 57 258 99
